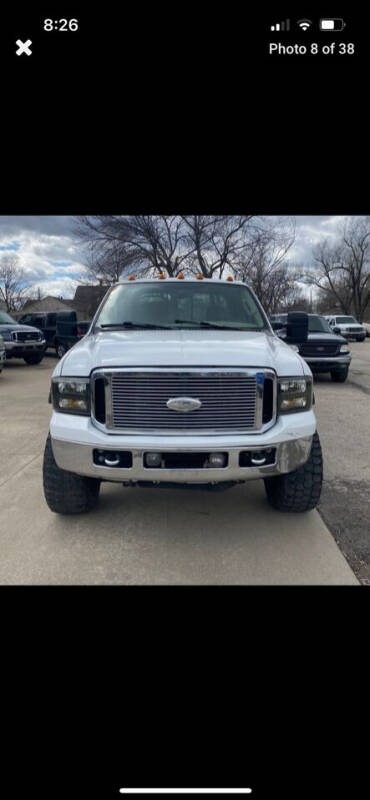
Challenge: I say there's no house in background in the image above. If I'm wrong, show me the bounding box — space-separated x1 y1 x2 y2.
11 285 109 321
72 285 108 320
11 295 75 321
20 295 75 313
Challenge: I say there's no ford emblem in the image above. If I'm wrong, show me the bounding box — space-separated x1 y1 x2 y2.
166 397 202 412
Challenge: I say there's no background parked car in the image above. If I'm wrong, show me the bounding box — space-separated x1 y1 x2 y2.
54 316 91 358
270 313 351 382
18 310 91 358
0 334 5 372
325 315 366 341
0 310 46 365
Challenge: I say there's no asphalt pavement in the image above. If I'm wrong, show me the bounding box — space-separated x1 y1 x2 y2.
0 353 360 585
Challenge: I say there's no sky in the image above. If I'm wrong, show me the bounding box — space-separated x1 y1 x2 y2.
0 215 349 300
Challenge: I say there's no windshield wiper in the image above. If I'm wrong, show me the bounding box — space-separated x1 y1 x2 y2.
174 319 258 330
99 321 172 330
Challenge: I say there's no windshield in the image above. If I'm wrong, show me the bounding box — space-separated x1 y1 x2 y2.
95 282 268 330
336 316 357 324
0 311 17 324
308 315 331 333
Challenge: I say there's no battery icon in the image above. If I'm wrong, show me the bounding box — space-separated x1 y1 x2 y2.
320 18 346 31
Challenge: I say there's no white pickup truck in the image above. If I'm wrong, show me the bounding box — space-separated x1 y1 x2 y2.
43 277 323 514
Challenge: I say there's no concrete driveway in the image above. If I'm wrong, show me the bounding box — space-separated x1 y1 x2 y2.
0 356 358 584
315 339 370 584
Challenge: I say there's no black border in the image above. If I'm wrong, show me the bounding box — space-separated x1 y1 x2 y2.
2 5 370 800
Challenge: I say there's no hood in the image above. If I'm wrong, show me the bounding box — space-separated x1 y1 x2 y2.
304 332 348 345
0 323 43 334
56 329 308 377
336 323 363 329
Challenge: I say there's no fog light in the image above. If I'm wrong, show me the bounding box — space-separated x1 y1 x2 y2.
208 452 227 468
145 452 162 467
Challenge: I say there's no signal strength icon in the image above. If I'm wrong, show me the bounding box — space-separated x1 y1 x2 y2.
270 19 290 31
297 19 312 31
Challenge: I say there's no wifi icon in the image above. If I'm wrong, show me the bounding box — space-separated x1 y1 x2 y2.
297 19 312 31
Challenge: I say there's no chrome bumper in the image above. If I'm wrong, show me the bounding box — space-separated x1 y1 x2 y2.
304 354 351 366
5 339 45 352
51 435 313 483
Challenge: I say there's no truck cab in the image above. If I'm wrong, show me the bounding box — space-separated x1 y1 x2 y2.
43 277 323 515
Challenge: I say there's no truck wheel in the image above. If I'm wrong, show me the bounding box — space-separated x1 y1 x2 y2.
264 431 323 513
24 353 44 365
56 342 67 358
43 434 100 514
331 367 348 382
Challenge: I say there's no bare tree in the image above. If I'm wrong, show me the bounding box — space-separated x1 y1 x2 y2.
0 254 30 311
74 215 195 280
180 215 255 277
280 287 312 313
73 215 259 282
232 217 298 313
306 217 370 321
24 285 47 305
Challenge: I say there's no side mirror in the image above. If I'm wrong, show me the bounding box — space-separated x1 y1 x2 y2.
333 326 341 335
286 312 309 344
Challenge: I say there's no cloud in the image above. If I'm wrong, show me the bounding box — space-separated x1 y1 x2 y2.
0 216 88 296
0 241 20 251
0 215 360 300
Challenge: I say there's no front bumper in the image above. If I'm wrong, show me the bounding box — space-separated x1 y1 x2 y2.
340 331 365 339
5 339 46 357
50 409 316 483
303 354 351 372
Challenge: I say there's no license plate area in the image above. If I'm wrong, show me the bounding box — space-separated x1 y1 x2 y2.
144 452 229 469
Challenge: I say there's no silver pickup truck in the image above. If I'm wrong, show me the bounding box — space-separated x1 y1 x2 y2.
43 277 323 516
0 310 46 364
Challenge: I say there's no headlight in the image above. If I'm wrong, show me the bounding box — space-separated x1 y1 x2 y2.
340 345 349 353
277 376 313 414
51 377 90 415
0 331 12 341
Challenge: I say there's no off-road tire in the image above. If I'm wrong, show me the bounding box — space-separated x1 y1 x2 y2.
43 434 100 514
264 431 323 512
24 353 44 365
331 367 348 382
357 336 365 342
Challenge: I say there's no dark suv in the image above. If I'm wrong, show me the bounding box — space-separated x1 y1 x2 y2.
18 311 90 358
18 311 63 355
270 313 351 382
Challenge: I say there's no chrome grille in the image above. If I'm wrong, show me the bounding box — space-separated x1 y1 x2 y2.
12 330 40 342
93 369 271 433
